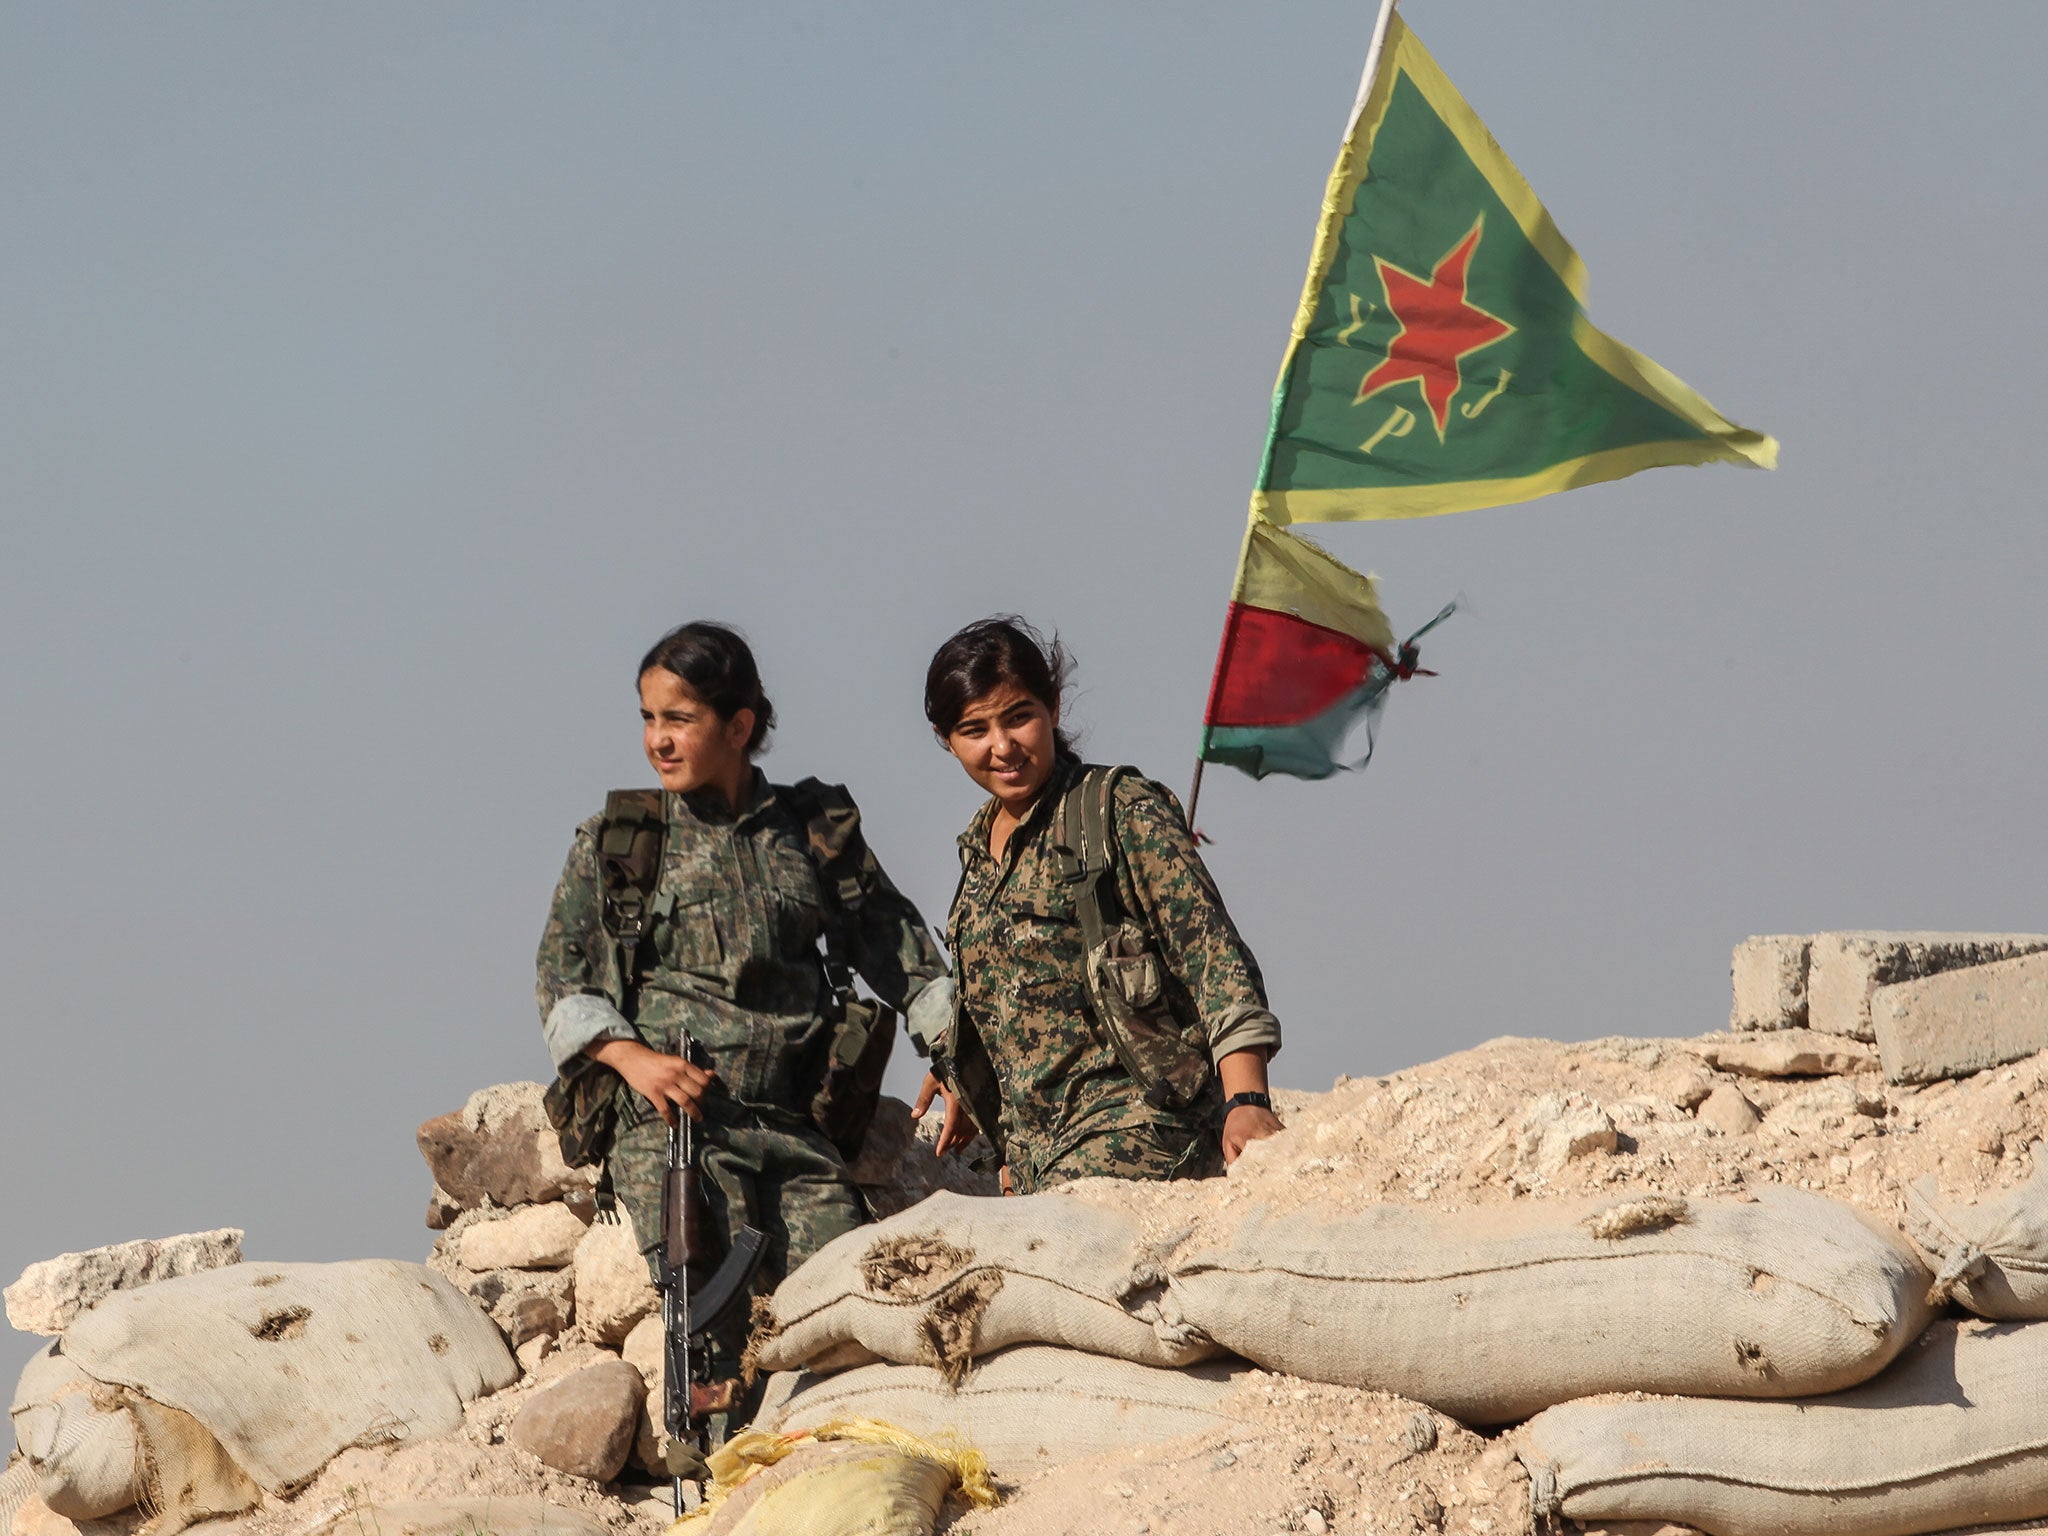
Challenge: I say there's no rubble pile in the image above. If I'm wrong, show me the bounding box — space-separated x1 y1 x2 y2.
7 930 2048 1536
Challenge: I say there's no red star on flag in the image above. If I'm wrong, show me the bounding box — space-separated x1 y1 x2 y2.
1357 216 1513 437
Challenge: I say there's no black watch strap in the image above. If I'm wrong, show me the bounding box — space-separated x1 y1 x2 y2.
1221 1091 1272 1116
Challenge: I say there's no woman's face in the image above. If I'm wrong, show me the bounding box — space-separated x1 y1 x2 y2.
640 667 753 798
944 681 1059 815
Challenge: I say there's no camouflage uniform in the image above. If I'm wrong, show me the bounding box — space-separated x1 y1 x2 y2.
535 770 947 1377
926 758 1281 1194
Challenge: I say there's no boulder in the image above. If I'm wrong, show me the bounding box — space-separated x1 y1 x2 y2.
1514 1094 1618 1176
457 1204 586 1272
4 1229 243 1337
1691 1030 1876 1079
847 1095 1001 1218
1731 935 1809 1031
1807 932 2048 1041
504 1291 569 1349
416 1082 596 1211
1695 1082 1760 1137
620 1312 666 1473
571 1218 657 1346
1873 950 2048 1085
508 1360 645 1483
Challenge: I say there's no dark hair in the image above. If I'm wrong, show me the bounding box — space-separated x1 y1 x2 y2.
638 621 775 754
924 616 1078 758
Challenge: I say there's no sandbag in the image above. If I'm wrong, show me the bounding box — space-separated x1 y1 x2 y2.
749 1192 1213 1379
756 1345 1255 1473
677 1420 994 1536
1171 1188 1931 1423
1903 1162 2048 1319
10 1345 144 1520
59 1259 516 1495
10 1344 262 1535
1520 1318 2048 1536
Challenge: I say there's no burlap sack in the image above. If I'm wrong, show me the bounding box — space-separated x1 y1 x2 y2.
10 1343 262 1534
1171 1188 1931 1423
749 1192 1213 1379
59 1259 516 1495
1521 1318 2048 1536
1903 1162 2048 1319
756 1345 1254 1473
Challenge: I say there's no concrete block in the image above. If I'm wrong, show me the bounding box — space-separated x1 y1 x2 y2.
4 1229 243 1336
1807 932 2048 1041
1730 936 1809 1031
1873 950 2048 1085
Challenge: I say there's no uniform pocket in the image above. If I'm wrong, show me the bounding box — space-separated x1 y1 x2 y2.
653 885 723 971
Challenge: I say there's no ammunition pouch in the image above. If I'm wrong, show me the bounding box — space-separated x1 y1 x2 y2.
808 997 897 1161
543 1060 623 1169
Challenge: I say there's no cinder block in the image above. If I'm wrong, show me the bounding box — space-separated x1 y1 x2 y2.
1806 932 2048 1041
1730 935 1810 1031
1873 951 2048 1084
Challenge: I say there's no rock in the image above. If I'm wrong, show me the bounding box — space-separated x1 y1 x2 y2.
1763 1079 1885 1140
1872 950 2048 1085
514 1334 552 1376
444 1263 574 1345
621 1312 666 1472
1807 932 2048 1041
572 1217 658 1346
416 1082 597 1211
848 1095 1002 1218
4 1229 243 1337
1691 1030 1876 1079
1515 1095 1618 1175
508 1360 645 1483
1731 935 1810 1031
1695 1083 1760 1137
425 1185 463 1231
458 1204 587 1272
506 1291 569 1348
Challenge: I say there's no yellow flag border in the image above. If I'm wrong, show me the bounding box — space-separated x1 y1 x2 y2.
1255 12 1777 526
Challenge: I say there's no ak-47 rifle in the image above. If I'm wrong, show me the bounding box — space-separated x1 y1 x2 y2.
660 1092 768 1504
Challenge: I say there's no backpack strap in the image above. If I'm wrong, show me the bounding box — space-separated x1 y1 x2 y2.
1052 765 1135 964
785 777 867 995
597 789 666 997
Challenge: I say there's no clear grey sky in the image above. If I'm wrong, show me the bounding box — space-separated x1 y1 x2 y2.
5 2 2045 1390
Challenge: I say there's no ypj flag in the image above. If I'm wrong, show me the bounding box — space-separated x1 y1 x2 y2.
1201 514 1453 781
1252 6 1777 524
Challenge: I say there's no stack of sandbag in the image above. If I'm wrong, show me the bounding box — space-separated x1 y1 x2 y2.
1170 1186 1932 1422
8 1260 515 1535
1519 1317 2048 1536
750 1186 1933 1428
756 1346 1257 1469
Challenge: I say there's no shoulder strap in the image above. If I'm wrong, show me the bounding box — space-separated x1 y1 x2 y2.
597 789 666 989
1053 765 1135 959
785 777 866 994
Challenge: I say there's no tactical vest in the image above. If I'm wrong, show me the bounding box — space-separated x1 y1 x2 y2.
938 766 1215 1157
543 778 897 1167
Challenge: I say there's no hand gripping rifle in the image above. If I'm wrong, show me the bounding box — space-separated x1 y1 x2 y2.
661 1103 768 1505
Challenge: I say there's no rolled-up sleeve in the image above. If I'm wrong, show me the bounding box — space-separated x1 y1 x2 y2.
1112 776 1282 1069
536 818 640 1070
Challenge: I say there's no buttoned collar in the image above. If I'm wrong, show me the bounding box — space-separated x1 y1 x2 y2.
956 754 1083 870
666 767 776 829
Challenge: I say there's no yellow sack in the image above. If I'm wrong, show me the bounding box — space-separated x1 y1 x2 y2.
670 1417 996 1536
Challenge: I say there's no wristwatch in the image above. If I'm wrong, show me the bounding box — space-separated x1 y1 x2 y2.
1221 1091 1272 1116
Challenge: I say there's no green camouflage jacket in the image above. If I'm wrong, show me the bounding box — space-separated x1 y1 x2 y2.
932 757 1281 1180
536 770 949 1113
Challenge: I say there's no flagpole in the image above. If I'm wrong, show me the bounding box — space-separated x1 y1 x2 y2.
1189 0 1398 837
1347 0 1400 136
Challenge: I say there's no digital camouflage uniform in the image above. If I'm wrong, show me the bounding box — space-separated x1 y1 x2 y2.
535 770 946 1379
928 758 1281 1194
